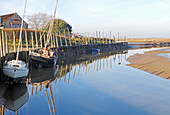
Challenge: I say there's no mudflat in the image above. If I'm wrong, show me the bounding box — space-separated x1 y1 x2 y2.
127 48 170 79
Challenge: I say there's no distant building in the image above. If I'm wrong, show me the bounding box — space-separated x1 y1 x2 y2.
0 13 28 29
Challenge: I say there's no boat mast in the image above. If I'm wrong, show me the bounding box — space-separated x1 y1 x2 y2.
16 0 27 61
45 0 58 48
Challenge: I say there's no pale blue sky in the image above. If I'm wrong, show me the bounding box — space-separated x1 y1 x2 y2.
1 0 170 38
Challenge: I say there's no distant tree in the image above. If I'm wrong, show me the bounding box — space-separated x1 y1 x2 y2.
43 19 72 34
28 12 52 30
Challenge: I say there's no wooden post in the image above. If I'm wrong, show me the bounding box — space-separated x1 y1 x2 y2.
40 32 43 48
20 32 23 51
0 30 3 57
99 31 101 44
78 32 80 45
67 28 72 46
44 32 46 47
73 30 77 45
25 31 28 51
90 32 93 44
93 32 95 44
50 34 54 48
55 32 59 48
1 31 6 56
5 32 9 54
59 31 62 46
118 32 119 41
31 32 34 49
102 32 104 44
88 32 90 44
109 31 111 44
13 31 16 52
53 33 56 47
64 30 67 46
96 31 98 44
35 31 38 48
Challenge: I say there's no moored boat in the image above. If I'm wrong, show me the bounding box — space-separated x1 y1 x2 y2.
3 0 29 80
91 48 100 53
3 60 29 80
29 47 58 67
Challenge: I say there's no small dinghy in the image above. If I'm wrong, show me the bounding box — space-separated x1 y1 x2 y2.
91 48 100 54
3 60 29 80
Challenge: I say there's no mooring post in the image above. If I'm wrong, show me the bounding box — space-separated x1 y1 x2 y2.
35 31 38 48
53 33 56 48
5 32 9 54
96 31 98 44
78 32 80 45
31 32 34 49
88 32 90 44
99 31 101 44
13 31 16 52
67 28 72 46
85 32 87 45
50 34 54 48
1 31 6 56
59 31 62 46
25 30 28 51
73 31 77 45
90 32 93 44
64 30 67 46
40 32 42 48
0 30 3 57
106 33 108 44
44 32 46 46
93 32 95 44
20 32 23 52
55 32 59 48
102 32 104 44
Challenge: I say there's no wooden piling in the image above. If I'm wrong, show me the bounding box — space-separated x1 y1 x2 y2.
59 31 62 46
5 32 9 54
67 28 72 46
64 30 67 46
44 33 46 47
1 31 6 56
0 30 3 57
35 31 38 48
40 32 42 48
55 32 59 48
31 32 34 49
13 31 16 52
73 30 77 45
25 31 28 51
53 33 56 48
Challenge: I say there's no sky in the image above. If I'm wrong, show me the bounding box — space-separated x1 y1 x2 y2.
1 0 170 38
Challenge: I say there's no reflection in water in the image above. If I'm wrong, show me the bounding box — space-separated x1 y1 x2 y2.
0 83 28 115
0 50 128 115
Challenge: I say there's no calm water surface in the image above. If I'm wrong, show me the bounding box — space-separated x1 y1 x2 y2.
1 48 170 115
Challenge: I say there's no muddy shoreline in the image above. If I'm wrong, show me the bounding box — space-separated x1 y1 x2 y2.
127 48 170 79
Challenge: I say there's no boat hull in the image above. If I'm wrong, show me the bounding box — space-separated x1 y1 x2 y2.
91 48 100 53
29 54 57 67
3 67 29 79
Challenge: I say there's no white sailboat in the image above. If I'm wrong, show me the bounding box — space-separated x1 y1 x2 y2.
3 0 29 80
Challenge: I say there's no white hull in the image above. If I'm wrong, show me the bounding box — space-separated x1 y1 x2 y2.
3 67 29 79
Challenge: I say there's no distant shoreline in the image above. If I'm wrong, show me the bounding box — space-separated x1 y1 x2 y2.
126 48 170 79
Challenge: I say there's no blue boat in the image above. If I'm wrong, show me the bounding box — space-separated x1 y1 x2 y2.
91 48 100 53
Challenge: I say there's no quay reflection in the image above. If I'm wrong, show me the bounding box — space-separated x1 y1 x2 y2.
0 50 128 115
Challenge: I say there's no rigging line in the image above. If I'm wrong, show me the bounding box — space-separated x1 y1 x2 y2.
16 0 27 61
45 0 58 48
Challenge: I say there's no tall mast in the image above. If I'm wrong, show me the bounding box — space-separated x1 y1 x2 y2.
45 0 58 48
16 0 27 61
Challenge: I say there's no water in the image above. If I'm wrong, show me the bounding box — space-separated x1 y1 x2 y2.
156 48 170 61
1 48 170 115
